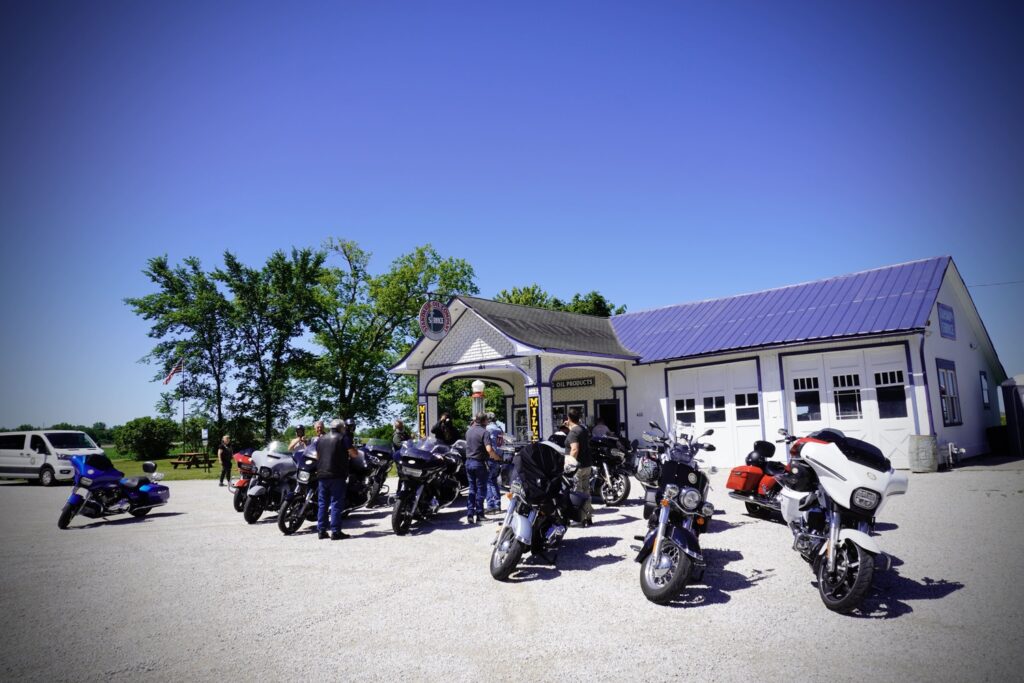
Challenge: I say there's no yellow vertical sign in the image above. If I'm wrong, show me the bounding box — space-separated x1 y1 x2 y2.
418 403 427 438
528 396 540 441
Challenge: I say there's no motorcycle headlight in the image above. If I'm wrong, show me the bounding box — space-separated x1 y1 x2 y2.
259 466 272 479
680 487 701 511
851 487 880 510
664 484 680 500
700 501 714 517
297 471 311 483
80 476 93 487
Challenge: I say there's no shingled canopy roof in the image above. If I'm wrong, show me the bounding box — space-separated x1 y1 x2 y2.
456 295 638 359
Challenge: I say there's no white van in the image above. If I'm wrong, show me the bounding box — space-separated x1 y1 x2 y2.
0 431 105 486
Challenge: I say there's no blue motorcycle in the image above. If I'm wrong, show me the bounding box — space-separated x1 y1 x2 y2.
58 453 170 529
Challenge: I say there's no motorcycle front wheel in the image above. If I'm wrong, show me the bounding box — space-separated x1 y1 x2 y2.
278 496 305 535
490 526 525 581
640 539 692 604
391 495 414 535
600 472 631 506
57 500 83 530
233 487 247 513
242 495 264 524
129 506 151 518
817 540 875 613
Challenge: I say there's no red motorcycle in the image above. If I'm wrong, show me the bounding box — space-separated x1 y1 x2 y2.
228 449 256 512
725 436 793 520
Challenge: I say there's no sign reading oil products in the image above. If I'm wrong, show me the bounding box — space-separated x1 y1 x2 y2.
528 396 540 441
418 403 427 438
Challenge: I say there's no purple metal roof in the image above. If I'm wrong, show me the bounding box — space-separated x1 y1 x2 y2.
611 257 950 363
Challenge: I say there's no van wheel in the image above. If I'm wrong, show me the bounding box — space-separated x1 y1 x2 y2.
39 466 56 487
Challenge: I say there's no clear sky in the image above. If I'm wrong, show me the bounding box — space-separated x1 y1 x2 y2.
1 1 1021 427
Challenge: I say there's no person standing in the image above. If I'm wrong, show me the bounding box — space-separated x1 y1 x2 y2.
565 409 593 525
392 419 411 450
591 418 611 439
431 412 459 446
288 425 308 452
484 412 504 513
217 434 233 486
315 419 359 540
464 413 496 523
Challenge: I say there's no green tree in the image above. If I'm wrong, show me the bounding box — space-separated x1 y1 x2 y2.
125 256 237 434
494 285 625 316
113 417 179 461
217 248 325 441
296 240 477 423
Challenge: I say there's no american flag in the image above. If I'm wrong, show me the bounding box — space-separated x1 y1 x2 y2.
163 360 184 385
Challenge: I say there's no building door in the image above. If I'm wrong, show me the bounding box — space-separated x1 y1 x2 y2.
595 400 620 435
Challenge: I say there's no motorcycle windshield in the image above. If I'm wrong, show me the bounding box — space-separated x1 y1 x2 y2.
402 438 446 460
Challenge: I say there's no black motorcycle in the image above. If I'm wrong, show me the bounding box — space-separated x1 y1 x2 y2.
589 435 633 506
278 442 394 535
490 438 590 581
633 421 717 604
390 438 462 535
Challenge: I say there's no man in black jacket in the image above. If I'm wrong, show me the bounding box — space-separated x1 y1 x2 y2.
316 418 359 540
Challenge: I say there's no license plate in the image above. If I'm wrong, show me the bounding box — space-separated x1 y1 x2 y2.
405 467 423 477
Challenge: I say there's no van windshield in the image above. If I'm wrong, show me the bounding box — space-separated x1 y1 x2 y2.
45 432 97 449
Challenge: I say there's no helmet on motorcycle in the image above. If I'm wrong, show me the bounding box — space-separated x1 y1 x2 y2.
635 454 660 485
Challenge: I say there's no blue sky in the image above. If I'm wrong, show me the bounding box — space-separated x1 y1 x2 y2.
1 1 1021 427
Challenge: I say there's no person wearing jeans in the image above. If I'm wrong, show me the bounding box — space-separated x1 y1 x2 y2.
464 413 497 523
315 419 358 540
484 413 504 513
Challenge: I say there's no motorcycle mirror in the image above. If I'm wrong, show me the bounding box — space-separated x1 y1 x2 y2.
703 444 716 452
777 428 787 435
702 429 714 437
648 420 661 431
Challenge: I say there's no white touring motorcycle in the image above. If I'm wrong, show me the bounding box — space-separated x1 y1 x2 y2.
777 428 908 613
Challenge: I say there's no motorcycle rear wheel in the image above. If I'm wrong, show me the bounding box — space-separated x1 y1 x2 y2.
600 473 631 506
278 497 305 535
817 540 875 613
640 539 692 604
233 487 247 513
490 526 525 581
391 496 414 535
242 496 264 524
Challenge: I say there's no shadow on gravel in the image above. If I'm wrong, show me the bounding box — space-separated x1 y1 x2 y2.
666 549 773 608
71 511 187 529
590 513 641 528
873 522 899 532
707 518 754 533
846 557 964 619
506 535 624 583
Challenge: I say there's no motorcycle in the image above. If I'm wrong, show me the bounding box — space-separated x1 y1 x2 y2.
243 441 298 524
777 427 908 613
725 438 789 519
633 421 717 604
277 442 395 535
229 449 256 512
589 435 633 506
58 453 170 529
489 438 590 581
390 438 463 535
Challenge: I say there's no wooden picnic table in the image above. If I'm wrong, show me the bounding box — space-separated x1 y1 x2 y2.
170 452 213 470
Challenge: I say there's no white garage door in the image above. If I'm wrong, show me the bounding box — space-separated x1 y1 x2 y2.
668 360 762 467
783 346 915 469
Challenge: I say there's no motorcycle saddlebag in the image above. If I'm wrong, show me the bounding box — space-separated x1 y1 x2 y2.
726 466 762 493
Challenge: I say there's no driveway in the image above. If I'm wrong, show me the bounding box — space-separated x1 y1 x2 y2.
0 463 1021 682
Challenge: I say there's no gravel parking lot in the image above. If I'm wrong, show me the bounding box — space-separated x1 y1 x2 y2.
1 462 1022 682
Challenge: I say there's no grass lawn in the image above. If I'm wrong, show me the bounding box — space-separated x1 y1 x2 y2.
107 452 221 481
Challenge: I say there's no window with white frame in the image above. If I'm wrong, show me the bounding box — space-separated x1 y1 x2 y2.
674 398 696 425
980 371 991 410
702 395 726 423
874 370 908 419
735 392 760 421
794 377 821 422
936 359 962 426
832 373 863 420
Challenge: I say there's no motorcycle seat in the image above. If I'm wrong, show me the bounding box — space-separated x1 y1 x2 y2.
120 476 150 489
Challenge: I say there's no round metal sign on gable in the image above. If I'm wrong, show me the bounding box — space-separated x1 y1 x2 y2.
418 300 451 341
